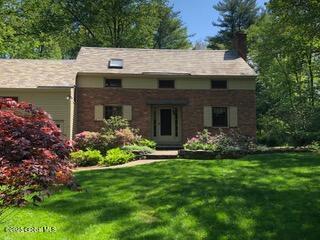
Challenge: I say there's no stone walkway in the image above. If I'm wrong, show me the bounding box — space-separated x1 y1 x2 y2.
74 159 172 172
145 150 179 159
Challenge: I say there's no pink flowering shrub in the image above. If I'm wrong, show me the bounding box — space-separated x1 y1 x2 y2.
184 129 217 151
115 128 141 146
74 117 143 154
184 129 254 153
0 99 73 207
73 131 117 154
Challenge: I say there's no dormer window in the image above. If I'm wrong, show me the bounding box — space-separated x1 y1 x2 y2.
108 59 123 69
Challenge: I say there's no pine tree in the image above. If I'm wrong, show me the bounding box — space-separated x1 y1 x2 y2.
208 0 259 49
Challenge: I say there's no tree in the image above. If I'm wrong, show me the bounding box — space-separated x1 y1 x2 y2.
0 99 73 207
0 0 191 59
268 0 320 39
248 12 320 146
153 3 191 49
0 0 65 58
208 0 259 49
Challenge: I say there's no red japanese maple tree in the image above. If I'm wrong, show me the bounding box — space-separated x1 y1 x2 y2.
0 99 73 207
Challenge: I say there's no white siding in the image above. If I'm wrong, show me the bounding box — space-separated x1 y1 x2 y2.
0 88 73 138
77 75 255 90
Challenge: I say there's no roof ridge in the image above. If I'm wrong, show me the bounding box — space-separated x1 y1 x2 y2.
80 47 229 52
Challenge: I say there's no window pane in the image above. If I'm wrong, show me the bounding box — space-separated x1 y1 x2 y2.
105 106 122 119
109 59 123 69
105 79 122 88
211 80 227 89
159 80 175 88
212 107 228 127
160 109 172 136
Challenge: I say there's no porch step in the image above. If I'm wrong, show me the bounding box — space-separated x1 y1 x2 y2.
156 145 183 150
145 150 179 159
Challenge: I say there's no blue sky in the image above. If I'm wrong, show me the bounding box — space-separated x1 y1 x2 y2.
169 0 268 43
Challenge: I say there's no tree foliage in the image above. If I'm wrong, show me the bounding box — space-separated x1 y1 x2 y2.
208 0 259 49
248 1 320 146
0 99 73 207
153 3 191 49
0 0 191 58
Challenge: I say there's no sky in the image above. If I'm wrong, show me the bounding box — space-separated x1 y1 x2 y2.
168 0 268 43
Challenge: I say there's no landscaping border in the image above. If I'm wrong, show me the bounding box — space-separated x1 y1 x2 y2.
179 147 311 160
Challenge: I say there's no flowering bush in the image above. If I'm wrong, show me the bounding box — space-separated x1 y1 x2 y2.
184 129 254 153
0 99 73 207
73 116 155 163
73 131 116 154
74 115 144 154
184 129 217 151
115 127 140 146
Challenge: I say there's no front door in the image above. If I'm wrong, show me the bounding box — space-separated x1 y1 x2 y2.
152 106 181 145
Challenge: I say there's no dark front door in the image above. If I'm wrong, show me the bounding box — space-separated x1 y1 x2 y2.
152 106 182 145
160 109 172 136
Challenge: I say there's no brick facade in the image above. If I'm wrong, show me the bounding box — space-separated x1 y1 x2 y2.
76 88 256 143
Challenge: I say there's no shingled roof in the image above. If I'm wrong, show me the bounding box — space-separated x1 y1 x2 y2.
0 59 76 88
76 47 257 77
0 47 256 88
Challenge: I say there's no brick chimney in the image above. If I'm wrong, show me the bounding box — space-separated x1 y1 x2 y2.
232 32 247 61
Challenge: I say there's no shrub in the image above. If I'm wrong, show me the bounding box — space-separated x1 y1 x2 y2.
289 131 320 147
184 129 254 153
70 150 103 167
137 138 157 149
0 99 73 207
74 116 152 153
122 145 154 154
309 141 320 153
101 116 130 135
114 127 138 146
73 131 116 154
100 148 135 166
184 129 217 151
257 116 290 146
213 130 254 153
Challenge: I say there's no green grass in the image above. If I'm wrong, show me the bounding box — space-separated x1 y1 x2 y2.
1 153 320 240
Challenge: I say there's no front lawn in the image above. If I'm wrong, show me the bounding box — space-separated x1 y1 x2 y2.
2 153 320 240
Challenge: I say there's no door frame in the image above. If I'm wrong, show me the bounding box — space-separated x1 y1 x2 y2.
151 105 182 145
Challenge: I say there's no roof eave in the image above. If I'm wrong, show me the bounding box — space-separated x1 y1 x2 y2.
76 71 257 78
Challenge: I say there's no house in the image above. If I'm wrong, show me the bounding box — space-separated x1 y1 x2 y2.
0 35 256 146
